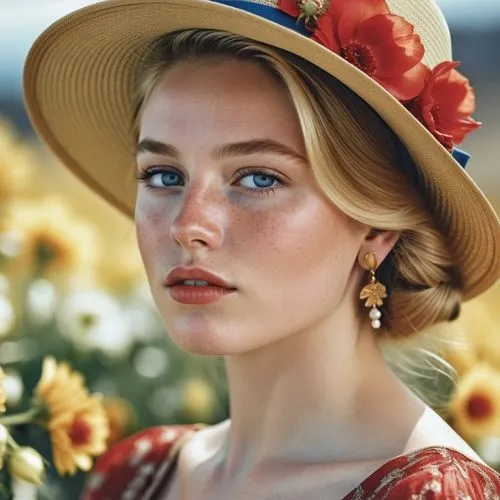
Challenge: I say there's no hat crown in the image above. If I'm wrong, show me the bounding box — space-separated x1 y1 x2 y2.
236 0 452 66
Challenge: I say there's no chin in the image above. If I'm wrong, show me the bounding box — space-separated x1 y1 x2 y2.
162 322 246 356
155 299 272 356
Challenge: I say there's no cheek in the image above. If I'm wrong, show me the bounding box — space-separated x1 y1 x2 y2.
241 195 362 337
135 194 172 277
241 195 357 285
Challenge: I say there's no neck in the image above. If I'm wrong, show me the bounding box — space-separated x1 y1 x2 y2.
217 311 425 476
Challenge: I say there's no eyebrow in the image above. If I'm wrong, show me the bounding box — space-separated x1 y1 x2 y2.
135 139 181 159
135 138 307 163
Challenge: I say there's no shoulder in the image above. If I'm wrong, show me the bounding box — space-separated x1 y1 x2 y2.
387 447 500 499
81 424 205 500
351 447 500 500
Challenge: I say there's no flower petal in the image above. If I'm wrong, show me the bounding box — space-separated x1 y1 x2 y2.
428 61 476 114
277 0 301 17
74 454 93 471
407 60 481 147
334 0 390 44
377 62 430 100
356 15 424 76
312 13 341 53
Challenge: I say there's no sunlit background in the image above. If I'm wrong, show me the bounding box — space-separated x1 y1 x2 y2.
0 1 499 498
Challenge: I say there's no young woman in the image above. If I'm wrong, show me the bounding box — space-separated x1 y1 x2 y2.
24 0 500 498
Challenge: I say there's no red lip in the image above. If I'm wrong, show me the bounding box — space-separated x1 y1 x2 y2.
165 266 236 289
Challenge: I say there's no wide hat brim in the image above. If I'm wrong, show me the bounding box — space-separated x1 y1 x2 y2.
23 0 499 300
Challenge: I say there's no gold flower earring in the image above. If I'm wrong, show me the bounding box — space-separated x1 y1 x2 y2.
359 250 387 329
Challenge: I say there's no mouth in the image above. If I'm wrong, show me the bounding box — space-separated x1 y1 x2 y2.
167 279 237 289
166 280 237 305
164 266 237 290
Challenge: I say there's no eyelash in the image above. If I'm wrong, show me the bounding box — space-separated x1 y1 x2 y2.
135 166 286 196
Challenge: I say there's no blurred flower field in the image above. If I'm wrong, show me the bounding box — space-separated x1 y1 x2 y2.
0 117 499 498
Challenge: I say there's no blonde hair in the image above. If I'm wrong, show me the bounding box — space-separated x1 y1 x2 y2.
133 29 462 340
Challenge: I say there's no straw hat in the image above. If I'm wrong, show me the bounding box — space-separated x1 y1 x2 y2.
23 0 499 300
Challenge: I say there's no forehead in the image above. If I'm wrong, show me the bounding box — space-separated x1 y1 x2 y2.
138 58 305 150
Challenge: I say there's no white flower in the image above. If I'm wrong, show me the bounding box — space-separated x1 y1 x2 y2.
0 294 15 339
26 279 58 324
3 370 24 406
56 289 135 358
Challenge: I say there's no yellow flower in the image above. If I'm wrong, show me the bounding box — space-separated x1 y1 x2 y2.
448 363 500 442
5 198 98 278
49 395 109 475
0 366 6 413
34 357 109 476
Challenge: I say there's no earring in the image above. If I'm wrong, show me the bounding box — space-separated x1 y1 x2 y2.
359 250 387 329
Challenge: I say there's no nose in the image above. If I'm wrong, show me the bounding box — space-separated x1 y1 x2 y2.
169 183 224 254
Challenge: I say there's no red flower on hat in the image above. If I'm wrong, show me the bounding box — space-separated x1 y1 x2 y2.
310 0 428 100
405 61 481 149
277 0 481 149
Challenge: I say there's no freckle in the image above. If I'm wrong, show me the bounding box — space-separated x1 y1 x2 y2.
144 210 161 225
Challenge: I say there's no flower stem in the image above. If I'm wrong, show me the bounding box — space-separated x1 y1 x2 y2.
0 408 39 427
7 432 19 450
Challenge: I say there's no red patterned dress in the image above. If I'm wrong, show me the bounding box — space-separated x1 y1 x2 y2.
81 425 500 499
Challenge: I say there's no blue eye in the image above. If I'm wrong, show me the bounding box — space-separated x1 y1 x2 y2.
238 172 280 190
152 171 183 187
135 166 285 195
135 168 183 187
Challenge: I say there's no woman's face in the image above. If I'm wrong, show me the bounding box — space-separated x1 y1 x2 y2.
135 58 369 355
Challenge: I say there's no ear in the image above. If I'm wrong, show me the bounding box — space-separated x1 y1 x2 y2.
357 229 400 270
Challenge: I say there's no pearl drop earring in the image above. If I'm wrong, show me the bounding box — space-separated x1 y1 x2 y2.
359 250 387 329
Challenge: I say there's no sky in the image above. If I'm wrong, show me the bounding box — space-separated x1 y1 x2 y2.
1 0 500 96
